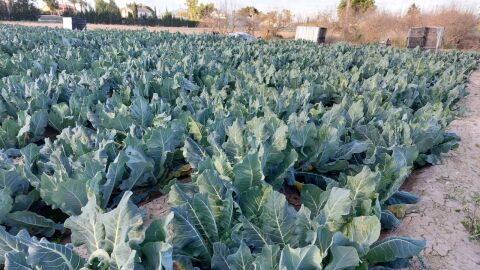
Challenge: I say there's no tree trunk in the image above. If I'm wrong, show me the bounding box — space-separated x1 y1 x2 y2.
6 0 13 19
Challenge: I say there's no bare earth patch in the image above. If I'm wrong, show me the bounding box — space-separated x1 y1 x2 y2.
388 67 480 269
0 21 213 34
0 21 296 39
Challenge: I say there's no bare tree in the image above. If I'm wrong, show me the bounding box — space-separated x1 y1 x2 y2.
235 6 261 35
260 9 292 38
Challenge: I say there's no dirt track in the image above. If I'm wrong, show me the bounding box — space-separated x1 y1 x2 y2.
390 67 480 269
0 20 213 34
0 21 297 39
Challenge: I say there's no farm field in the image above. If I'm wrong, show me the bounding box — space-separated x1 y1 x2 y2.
0 20 215 34
0 20 297 39
0 24 479 269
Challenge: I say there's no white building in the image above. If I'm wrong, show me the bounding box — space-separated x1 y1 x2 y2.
121 4 155 18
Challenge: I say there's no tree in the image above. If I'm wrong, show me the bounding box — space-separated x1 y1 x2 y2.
260 9 292 38
3 0 13 18
44 0 58 13
11 0 40 20
198 3 215 19
185 0 199 20
237 6 259 18
94 0 121 23
78 0 88 12
338 0 375 16
126 2 138 18
236 6 262 34
406 3 420 16
185 0 215 20
0 0 8 19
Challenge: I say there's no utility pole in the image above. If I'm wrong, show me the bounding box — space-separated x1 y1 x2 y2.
344 0 351 39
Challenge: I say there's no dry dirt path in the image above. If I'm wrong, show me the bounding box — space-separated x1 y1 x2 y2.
1 20 213 34
390 67 480 270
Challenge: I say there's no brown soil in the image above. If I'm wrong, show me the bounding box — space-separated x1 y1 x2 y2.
388 67 480 270
1 21 214 34
0 21 295 39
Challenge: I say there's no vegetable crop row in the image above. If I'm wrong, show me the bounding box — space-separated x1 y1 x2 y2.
0 25 478 269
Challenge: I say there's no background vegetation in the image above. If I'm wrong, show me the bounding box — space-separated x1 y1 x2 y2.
0 0 479 49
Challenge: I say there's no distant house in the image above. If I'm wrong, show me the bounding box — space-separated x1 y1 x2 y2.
121 4 155 18
137 5 154 17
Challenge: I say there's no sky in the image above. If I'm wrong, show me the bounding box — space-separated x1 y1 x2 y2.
45 0 480 17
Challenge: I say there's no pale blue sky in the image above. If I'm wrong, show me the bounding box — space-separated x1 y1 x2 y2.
46 0 480 16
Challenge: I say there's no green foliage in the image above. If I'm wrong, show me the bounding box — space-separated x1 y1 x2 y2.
44 0 58 11
238 6 260 17
0 191 174 269
8 0 40 21
185 0 215 20
407 3 421 16
0 25 478 269
338 0 376 15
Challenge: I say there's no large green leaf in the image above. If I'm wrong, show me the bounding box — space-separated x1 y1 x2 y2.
323 188 352 231
119 146 155 190
5 251 32 270
324 246 359 270
0 227 85 270
183 137 208 169
0 227 28 264
40 172 89 216
0 169 28 194
141 242 173 270
343 216 380 246
227 242 254 270
130 96 154 127
253 244 281 270
26 239 85 270
239 185 272 220
211 242 230 270
301 184 330 219
99 191 144 254
171 205 212 263
65 191 144 269
4 211 59 237
223 120 245 162
0 188 13 223
260 191 298 247
100 150 128 208
233 152 264 193
64 191 105 254
365 236 426 264
144 213 174 244
346 166 380 201
279 245 322 270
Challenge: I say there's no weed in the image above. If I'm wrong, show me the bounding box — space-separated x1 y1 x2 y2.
462 192 480 240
